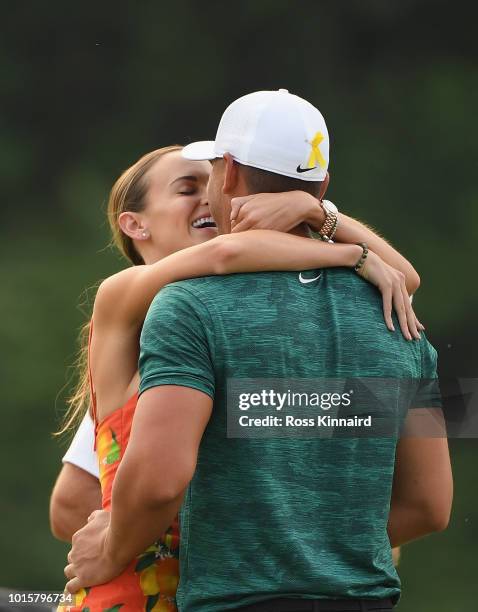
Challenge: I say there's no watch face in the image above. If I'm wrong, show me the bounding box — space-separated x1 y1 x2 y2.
322 199 338 214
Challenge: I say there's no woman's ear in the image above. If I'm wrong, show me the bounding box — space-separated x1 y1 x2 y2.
319 171 330 200
222 152 239 194
118 212 150 240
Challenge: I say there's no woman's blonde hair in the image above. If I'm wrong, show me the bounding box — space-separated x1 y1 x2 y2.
56 145 182 436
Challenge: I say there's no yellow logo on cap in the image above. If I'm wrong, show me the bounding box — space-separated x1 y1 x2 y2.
307 131 326 169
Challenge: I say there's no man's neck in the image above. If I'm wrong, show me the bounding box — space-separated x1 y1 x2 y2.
288 222 313 239
220 222 311 238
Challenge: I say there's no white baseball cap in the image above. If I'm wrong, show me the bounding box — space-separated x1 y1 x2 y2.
182 89 329 182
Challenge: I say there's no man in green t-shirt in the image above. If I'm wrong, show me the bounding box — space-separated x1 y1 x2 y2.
66 91 452 611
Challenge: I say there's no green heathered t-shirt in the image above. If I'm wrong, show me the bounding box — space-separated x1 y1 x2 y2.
139 268 440 612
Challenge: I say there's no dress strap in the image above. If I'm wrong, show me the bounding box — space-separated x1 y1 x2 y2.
87 320 99 450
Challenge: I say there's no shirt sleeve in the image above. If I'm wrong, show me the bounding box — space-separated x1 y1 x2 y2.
139 285 215 399
62 411 99 478
411 337 442 409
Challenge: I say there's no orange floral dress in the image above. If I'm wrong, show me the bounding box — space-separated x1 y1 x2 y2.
59 325 180 612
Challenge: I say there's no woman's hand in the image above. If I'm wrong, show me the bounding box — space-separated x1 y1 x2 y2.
230 191 324 233
358 250 424 341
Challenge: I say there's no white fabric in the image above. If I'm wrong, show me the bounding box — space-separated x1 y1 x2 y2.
62 411 99 479
182 89 330 181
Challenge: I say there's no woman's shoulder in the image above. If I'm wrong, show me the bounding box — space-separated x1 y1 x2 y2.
93 266 144 323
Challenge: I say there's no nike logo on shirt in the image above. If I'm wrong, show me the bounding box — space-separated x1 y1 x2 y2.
298 272 322 284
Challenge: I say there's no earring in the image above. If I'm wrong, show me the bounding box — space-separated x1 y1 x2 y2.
141 230 149 239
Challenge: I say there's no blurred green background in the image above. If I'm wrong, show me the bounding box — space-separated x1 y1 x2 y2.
1 2 476 610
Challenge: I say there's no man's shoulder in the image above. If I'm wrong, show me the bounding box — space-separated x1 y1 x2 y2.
159 272 277 302
154 268 377 309
164 275 232 291
149 277 214 310
147 275 243 318
324 267 377 293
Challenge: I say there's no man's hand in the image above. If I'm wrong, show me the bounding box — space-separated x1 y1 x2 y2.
358 250 424 340
64 510 127 593
230 191 323 233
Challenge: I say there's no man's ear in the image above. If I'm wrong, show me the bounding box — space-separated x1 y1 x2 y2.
222 152 239 195
319 171 330 200
118 211 150 240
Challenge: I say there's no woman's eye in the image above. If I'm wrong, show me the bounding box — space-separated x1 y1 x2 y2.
179 190 195 195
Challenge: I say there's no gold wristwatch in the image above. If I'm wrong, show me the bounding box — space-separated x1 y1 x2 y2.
318 199 339 242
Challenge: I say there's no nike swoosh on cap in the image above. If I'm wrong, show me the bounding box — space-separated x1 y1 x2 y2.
296 165 317 174
298 272 322 285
